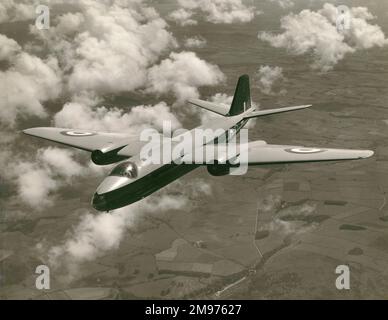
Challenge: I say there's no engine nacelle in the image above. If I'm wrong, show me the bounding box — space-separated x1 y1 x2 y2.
91 149 128 166
207 162 231 176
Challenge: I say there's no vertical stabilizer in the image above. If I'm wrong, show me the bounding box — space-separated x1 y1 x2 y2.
229 74 251 116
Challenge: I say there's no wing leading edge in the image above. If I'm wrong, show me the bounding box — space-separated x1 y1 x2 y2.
243 143 374 164
22 127 144 156
180 141 374 165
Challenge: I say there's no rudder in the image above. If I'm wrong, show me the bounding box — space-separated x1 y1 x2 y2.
228 74 251 116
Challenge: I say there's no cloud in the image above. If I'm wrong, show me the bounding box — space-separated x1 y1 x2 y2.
26 0 225 105
257 195 318 236
10 147 87 208
0 35 62 126
146 51 225 103
0 0 37 23
42 178 212 281
1 0 228 129
319 4 388 50
0 34 21 61
30 0 177 99
168 8 197 26
259 3 388 71
14 163 59 208
255 65 286 95
169 0 257 25
268 0 294 9
184 36 207 49
0 0 227 130
54 101 182 133
38 147 84 178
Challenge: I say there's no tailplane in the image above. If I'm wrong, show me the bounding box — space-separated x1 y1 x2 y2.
187 74 313 120
188 74 252 117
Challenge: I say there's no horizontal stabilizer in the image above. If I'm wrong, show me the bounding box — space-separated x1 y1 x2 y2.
244 105 312 119
188 99 229 116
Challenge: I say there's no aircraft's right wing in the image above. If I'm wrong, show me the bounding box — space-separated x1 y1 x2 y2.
180 141 374 164
23 127 145 156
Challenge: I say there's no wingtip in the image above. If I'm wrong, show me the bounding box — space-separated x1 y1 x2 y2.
22 128 32 135
22 127 46 136
362 150 374 159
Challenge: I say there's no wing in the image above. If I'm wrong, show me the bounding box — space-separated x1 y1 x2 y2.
23 127 144 156
180 141 373 164
243 143 374 164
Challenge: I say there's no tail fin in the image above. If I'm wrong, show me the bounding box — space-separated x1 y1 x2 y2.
228 74 251 116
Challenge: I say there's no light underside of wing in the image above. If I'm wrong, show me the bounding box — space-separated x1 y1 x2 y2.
22 127 144 155
244 144 374 164
180 141 373 164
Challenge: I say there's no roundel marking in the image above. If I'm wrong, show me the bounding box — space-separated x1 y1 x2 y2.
285 148 325 154
60 130 96 137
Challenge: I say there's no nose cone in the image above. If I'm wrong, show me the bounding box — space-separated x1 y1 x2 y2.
361 150 374 159
92 177 131 211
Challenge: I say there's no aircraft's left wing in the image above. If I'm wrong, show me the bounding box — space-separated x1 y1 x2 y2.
23 127 144 155
243 143 374 164
180 141 374 164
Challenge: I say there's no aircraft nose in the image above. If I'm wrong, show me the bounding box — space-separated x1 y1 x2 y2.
92 176 131 211
92 193 108 211
96 176 130 194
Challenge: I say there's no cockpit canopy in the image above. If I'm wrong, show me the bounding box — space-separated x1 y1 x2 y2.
109 161 138 179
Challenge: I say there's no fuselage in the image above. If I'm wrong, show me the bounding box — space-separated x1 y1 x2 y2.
92 111 251 212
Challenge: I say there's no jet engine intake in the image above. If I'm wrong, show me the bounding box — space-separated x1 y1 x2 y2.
91 149 128 165
206 161 232 176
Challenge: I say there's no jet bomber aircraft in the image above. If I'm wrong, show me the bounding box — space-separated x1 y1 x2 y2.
23 75 374 212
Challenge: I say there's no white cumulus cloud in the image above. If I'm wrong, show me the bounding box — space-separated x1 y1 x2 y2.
168 8 197 26
0 35 62 126
42 178 212 281
268 0 294 9
0 0 37 23
147 51 225 103
169 0 257 25
255 65 286 95
259 3 388 71
54 101 182 133
11 147 87 208
184 36 207 48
